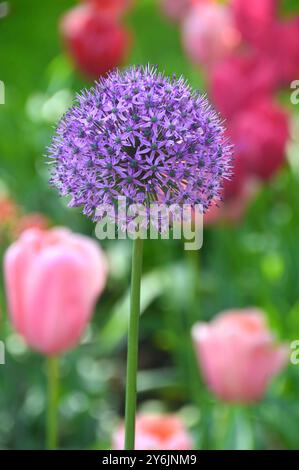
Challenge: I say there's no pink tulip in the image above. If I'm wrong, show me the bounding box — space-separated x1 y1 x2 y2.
81 1 132 19
4 227 108 355
229 98 289 181
182 3 240 68
192 309 288 403
269 18 299 87
209 53 276 119
113 413 193 450
232 0 276 48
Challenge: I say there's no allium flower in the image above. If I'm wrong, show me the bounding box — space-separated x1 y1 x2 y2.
48 66 232 229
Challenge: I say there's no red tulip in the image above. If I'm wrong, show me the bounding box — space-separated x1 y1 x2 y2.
231 0 277 48
229 98 289 181
4 228 108 355
270 19 299 87
232 1 299 88
209 53 276 118
81 0 132 18
192 309 288 403
113 414 193 450
60 5 130 80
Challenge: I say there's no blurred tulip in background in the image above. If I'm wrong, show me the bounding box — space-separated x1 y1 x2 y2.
4 228 108 355
209 53 276 119
113 414 193 450
60 4 130 80
228 99 289 181
269 18 299 87
14 213 50 238
192 309 288 403
81 0 132 19
0 194 18 241
231 0 277 47
182 2 240 68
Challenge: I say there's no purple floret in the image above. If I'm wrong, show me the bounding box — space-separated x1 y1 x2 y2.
48 65 232 224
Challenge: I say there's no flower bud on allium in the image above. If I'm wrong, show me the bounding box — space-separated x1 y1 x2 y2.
48 66 233 231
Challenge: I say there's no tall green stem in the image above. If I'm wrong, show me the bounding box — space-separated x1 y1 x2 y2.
47 356 59 450
125 237 144 450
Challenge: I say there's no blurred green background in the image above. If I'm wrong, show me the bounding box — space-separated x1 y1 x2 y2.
1 0 299 450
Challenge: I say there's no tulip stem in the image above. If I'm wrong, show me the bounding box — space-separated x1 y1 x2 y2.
47 356 59 450
125 237 144 450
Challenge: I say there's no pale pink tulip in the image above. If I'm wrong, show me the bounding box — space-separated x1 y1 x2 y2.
4 227 108 355
113 414 193 450
182 3 240 67
192 309 288 403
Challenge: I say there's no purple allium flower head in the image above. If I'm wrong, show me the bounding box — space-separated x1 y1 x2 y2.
48 65 232 226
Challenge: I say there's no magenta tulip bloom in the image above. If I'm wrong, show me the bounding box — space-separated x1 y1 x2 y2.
232 0 276 47
192 309 288 403
209 53 276 119
228 98 289 181
4 228 108 355
113 414 193 450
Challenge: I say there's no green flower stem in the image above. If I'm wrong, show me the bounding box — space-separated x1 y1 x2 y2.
219 404 254 450
47 356 59 450
125 237 144 450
